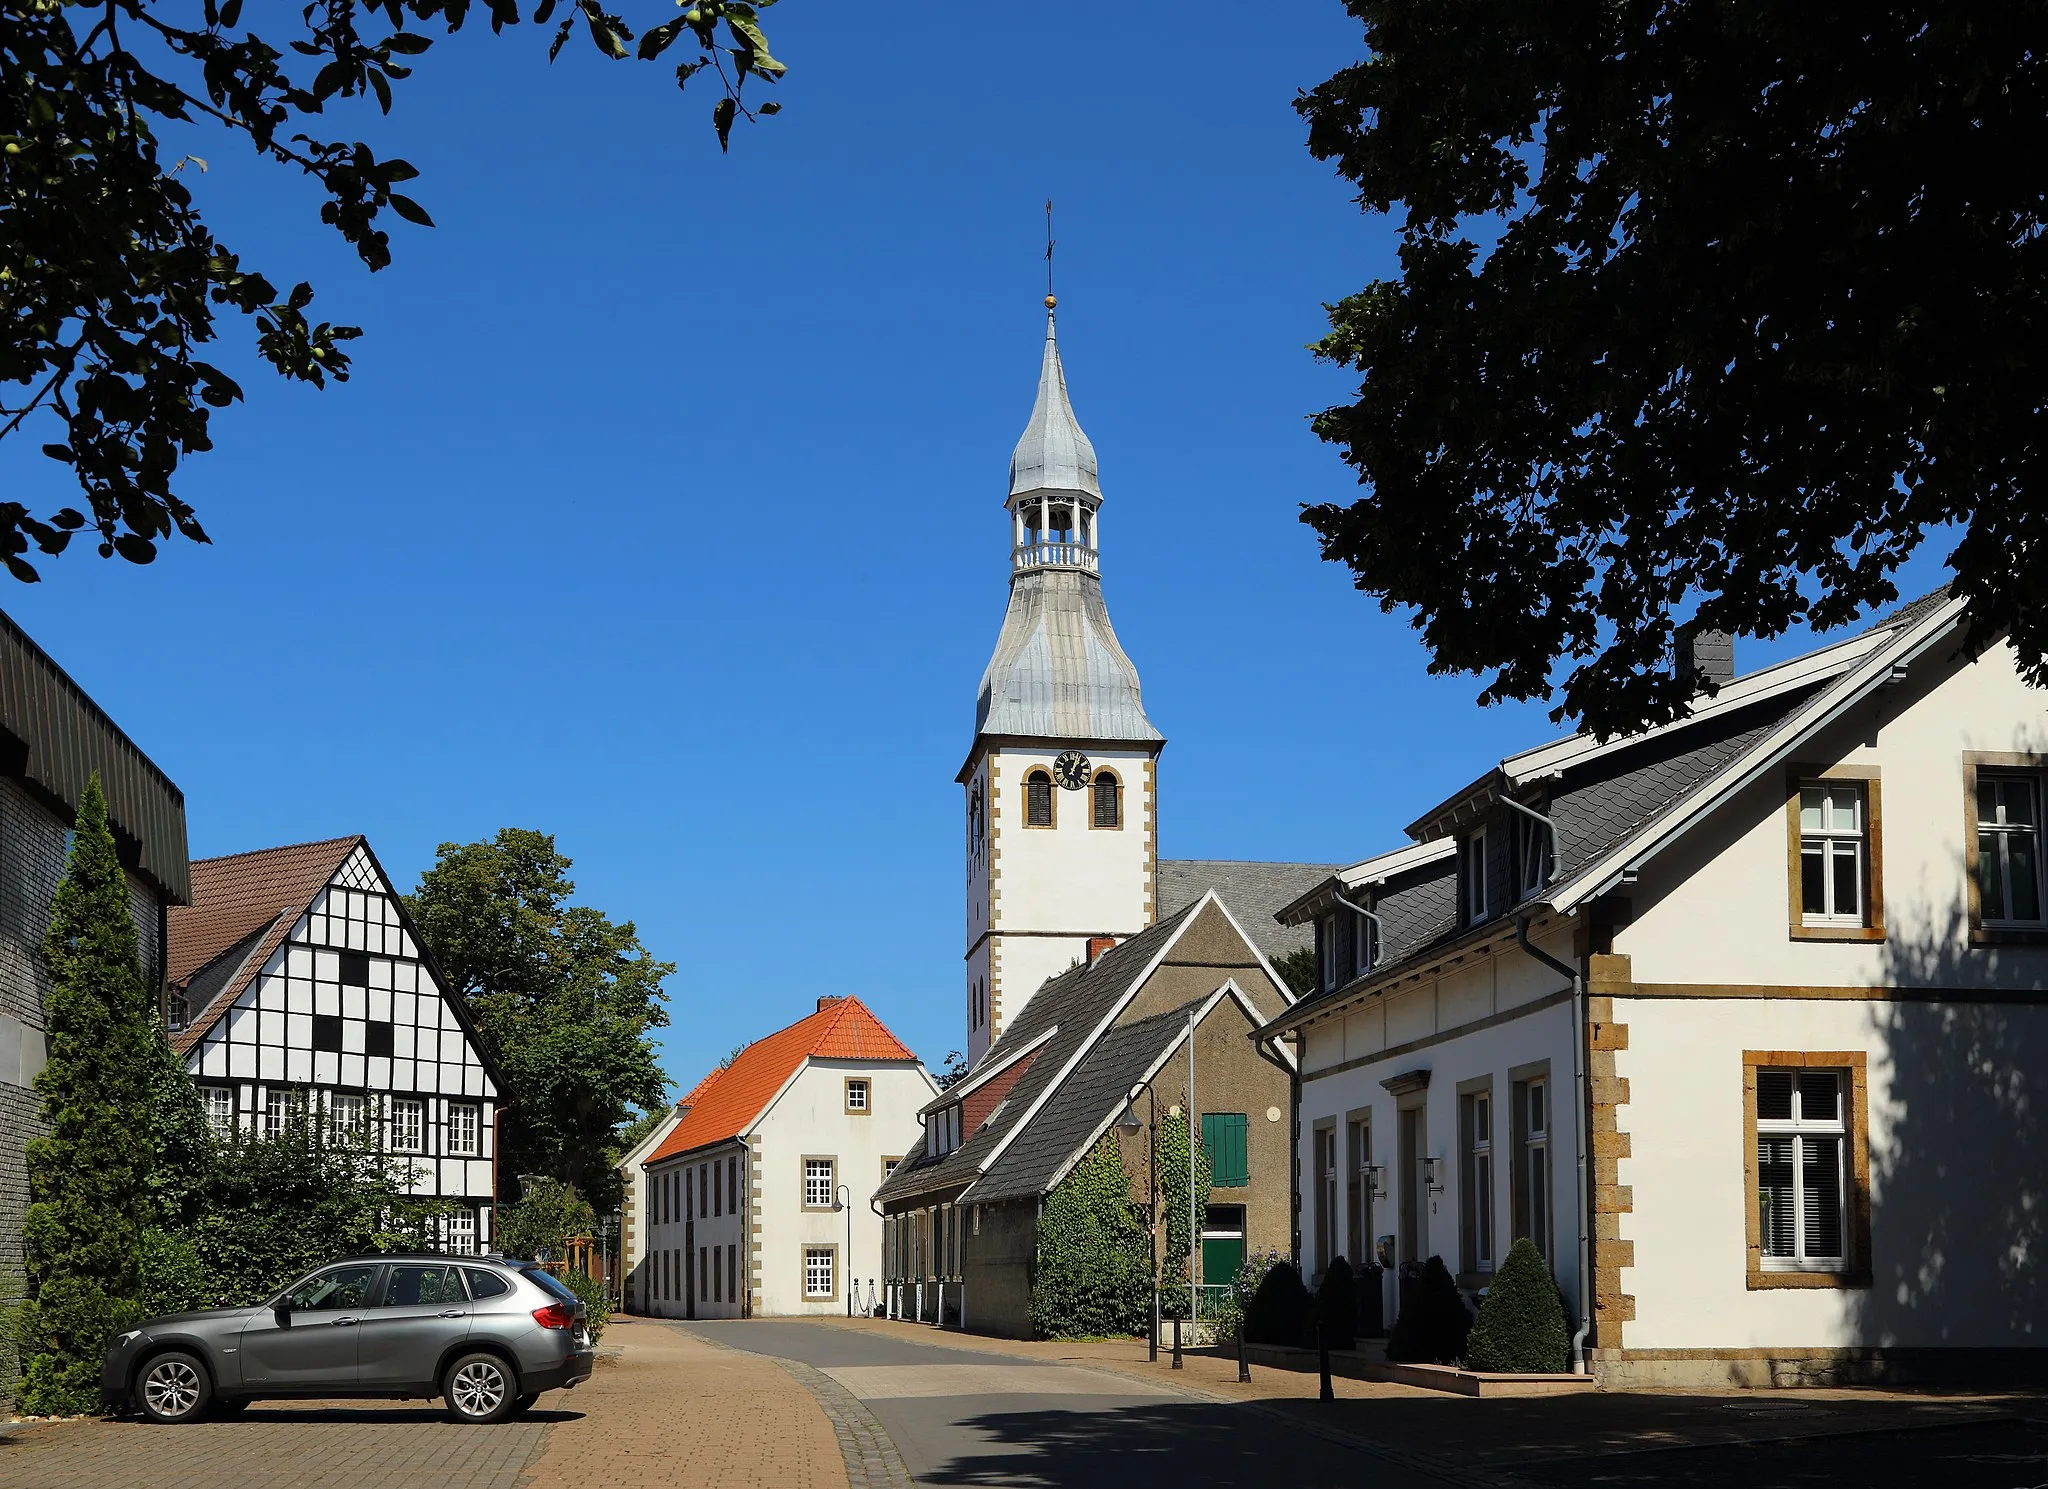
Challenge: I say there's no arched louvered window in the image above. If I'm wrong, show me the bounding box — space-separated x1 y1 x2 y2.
1092 770 1122 828
1026 769 1054 827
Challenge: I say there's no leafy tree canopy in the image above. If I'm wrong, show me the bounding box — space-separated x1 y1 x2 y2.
1 1 788 582
1299 1 2044 736
406 828 673 1203
494 1174 597 1262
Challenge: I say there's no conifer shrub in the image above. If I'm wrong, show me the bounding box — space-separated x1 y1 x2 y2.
1316 1255 1358 1350
1030 1134 1150 1339
1242 1258 1312 1346
15 777 159 1414
1464 1238 1570 1373
1385 1256 1472 1365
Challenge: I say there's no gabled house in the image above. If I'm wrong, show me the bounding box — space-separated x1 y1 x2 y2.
0 608 190 1393
876 891 1295 1338
1262 589 2048 1385
167 836 503 1251
639 996 932 1319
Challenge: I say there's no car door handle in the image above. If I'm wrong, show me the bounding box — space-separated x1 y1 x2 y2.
438 1310 466 1319
334 1316 360 1326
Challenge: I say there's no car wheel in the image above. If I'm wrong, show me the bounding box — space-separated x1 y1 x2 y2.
513 1392 540 1415
136 1351 212 1425
443 1352 517 1424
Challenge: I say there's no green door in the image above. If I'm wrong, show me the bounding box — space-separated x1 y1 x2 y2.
1201 1234 1245 1288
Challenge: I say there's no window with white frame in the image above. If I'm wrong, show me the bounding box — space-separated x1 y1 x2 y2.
1464 828 1490 924
845 1078 870 1114
1514 811 1552 899
1977 774 2043 924
330 1091 365 1135
448 1102 480 1156
1799 782 1866 926
1461 1089 1494 1274
166 990 189 1033
392 1097 425 1154
201 1085 234 1137
263 1088 289 1140
805 1246 834 1298
1313 1125 1338 1273
1754 1069 1848 1271
446 1209 477 1256
804 1157 836 1209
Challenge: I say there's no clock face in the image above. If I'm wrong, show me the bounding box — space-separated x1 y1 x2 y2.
1051 749 1093 791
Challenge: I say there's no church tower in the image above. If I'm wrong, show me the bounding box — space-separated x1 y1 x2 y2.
961 299 1164 1064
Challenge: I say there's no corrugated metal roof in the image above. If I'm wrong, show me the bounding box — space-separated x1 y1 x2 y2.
0 607 188 903
973 568 1162 743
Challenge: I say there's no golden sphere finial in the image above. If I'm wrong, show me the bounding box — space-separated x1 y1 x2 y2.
1045 295 1057 310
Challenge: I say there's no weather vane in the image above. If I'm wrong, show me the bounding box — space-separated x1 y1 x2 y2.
1045 199 1056 309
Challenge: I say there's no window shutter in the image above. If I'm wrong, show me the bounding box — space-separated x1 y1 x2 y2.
1202 1113 1249 1188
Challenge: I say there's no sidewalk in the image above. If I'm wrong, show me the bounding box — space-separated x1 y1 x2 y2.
802 1315 2042 1477
522 1318 847 1489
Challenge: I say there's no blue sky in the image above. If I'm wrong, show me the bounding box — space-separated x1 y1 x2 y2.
1 4 1954 1094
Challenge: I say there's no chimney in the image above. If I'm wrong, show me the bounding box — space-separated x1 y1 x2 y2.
1086 936 1117 965
816 995 845 1012
1689 628 1734 690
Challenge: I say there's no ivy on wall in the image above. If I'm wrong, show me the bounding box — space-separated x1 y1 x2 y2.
1029 1134 1149 1339
1155 1109 1208 1317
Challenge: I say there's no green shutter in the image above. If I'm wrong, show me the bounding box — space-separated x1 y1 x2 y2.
1202 1112 1249 1188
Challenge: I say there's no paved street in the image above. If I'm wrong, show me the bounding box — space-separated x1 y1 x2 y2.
4 1316 2044 1489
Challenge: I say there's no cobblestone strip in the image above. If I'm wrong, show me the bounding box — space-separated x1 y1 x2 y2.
673 1325 916 1489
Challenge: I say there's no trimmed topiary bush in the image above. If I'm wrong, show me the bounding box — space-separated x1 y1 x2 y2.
1385 1256 1472 1364
1464 1238 1570 1372
1316 1255 1358 1350
1243 1258 1312 1346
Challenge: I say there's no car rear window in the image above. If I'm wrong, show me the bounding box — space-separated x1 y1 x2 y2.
463 1268 513 1299
521 1266 579 1304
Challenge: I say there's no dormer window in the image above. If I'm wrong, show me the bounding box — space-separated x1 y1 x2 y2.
166 990 189 1033
1514 810 1553 899
926 1102 965 1158
1316 907 1376 991
1464 828 1491 924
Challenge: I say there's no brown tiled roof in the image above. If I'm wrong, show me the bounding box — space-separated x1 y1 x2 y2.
167 835 361 1054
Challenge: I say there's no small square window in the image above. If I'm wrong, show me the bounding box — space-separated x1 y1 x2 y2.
845 1078 870 1114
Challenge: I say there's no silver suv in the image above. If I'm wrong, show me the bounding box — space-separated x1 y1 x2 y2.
101 1254 595 1424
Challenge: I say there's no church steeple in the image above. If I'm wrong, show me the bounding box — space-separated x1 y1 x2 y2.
961 298 1165 1063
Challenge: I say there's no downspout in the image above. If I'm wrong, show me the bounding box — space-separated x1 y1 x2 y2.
1517 913 1592 1376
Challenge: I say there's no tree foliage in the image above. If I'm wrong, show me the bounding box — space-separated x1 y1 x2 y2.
1315 1253 1357 1350
1154 1107 1208 1317
406 828 673 1203
1 1 790 581
1299 1 2048 736
1242 1256 1312 1347
14 775 158 1414
1030 1134 1150 1340
1273 946 1317 1000
1385 1255 1473 1364
494 1174 597 1262
1464 1237 1570 1373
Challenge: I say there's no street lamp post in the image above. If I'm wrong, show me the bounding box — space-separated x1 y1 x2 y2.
1115 1079 1161 1363
836 1183 853 1317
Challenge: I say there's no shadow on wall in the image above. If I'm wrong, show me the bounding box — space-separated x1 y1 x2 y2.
1862 905 2043 1351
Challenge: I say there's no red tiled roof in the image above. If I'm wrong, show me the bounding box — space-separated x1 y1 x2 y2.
646 998 918 1165
166 836 362 1054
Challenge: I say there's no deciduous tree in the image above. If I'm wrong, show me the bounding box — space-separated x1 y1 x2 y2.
406 828 673 1203
1300 1 2047 736
1 1 789 581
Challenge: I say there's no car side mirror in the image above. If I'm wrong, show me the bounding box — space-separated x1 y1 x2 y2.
273 1303 293 1326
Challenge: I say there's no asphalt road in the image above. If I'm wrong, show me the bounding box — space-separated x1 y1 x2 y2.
685 1319 1453 1489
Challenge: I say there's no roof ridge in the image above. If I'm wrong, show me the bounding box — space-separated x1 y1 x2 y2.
191 834 363 869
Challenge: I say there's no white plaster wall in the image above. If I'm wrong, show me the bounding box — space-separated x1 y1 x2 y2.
1297 989 1582 1324
644 1144 747 1319
983 744 1156 1040
966 759 994 1065
1616 637 2048 989
752 1058 935 1315
1616 995 2046 1349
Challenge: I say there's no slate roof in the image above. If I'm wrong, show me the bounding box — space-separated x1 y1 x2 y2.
1158 861 1340 960
875 901 1203 1206
646 997 920 1165
168 836 363 1056
970 998 1201 1204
